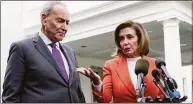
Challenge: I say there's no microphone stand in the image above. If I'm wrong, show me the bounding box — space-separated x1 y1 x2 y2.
137 79 150 103
141 78 146 98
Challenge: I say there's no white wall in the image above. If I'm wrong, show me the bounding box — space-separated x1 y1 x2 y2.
181 65 192 103
22 1 110 29
1 1 25 98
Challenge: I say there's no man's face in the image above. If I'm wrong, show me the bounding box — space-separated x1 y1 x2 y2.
41 5 70 42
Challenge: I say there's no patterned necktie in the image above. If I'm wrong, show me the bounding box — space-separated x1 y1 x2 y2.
50 43 68 82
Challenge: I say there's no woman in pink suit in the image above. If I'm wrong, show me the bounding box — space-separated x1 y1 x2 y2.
77 20 164 103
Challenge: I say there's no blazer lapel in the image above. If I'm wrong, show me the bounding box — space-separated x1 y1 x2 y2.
115 57 136 96
33 35 68 85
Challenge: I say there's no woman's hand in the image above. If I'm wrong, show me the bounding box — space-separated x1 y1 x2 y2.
77 67 101 85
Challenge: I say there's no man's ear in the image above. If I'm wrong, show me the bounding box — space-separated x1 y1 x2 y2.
41 14 47 25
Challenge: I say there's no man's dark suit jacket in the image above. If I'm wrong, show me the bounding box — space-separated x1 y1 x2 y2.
2 33 85 103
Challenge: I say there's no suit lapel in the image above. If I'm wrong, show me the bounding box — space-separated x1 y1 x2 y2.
33 35 68 85
115 57 136 96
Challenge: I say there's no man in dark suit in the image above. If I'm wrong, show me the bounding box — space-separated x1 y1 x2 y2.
2 1 85 103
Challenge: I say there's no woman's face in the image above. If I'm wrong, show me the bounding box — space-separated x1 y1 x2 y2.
119 27 139 58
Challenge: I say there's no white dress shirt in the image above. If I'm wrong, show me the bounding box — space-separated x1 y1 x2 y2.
127 57 141 89
38 31 70 78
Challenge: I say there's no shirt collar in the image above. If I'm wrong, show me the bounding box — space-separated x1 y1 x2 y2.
127 56 141 62
38 30 60 47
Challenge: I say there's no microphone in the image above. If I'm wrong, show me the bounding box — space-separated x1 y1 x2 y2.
152 69 169 97
152 69 161 83
152 69 166 88
155 58 178 91
155 58 171 78
135 59 149 98
155 58 181 100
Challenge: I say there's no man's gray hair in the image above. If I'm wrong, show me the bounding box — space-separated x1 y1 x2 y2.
41 1 67 15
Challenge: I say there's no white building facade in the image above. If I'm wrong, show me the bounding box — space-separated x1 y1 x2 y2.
1 1 192 103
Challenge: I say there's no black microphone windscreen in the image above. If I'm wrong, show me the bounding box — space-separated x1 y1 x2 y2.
155 58 166 69
135 59 149 76
152 69 160 82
